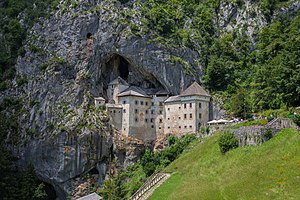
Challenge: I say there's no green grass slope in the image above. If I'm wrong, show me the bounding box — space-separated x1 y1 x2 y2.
150 129 300 200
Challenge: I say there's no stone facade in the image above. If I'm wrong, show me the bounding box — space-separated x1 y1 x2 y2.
98 77 211 141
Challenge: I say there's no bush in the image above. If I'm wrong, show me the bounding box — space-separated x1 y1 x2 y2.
218 132 239 154
264 128 273 141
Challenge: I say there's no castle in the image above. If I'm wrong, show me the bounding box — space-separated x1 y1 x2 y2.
95 77 211 142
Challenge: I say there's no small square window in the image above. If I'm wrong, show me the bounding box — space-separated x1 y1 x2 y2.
184 126 187 128
179 117 181 119
141 101 144 105
190 113 192 119
135 109 138 114
113 110 116 113
145 119 148 122
190 103 192 108
123 109 126 113
159 102 163 106
152 102 154 106
159 119 163 123
159 127 162 129
184 114 187 119
184 104 187 109
179 126 181 129
151 125 154 128
124 128 126 131
145 102 148 106
190 125 192 128
179 107 181 109
123 101 126 104
199 113 202 119
146 110 148 114
168 118 170 120
199 103 202 108
151 110 154 114
151 118 154 123
168 108 170 110
159 110 162 114
135 101 138 105
168 127 170 129
135 118 138 122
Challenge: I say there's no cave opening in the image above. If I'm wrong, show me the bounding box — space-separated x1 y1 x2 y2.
88 168 100 188
43 182 57 200
86 33 92 39
118 56 129 80
101 54 167 98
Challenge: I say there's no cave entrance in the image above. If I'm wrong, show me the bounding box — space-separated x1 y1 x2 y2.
43 182 57 200
88 168 100 188
118 56 129 80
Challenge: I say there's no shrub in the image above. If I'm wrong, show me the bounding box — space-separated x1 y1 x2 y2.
218 132 239 154
264 128 273 141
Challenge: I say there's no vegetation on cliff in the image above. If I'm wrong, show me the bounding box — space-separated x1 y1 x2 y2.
150 128 300 200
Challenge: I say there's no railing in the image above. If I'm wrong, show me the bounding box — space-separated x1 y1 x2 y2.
266 118 278 127
129 172 168 200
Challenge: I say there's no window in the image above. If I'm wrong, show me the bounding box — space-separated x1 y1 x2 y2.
179 107 181 109
184 104 187 109
159 102 163 106
159 110 162 114
135 118 138 122
152 102 154 106
110 110 112 113
135 100 138 105
145 119 148 123
179 117 181 120
159 119 163 123
151 118 154 123
124 128 126 131
168 118 170 120
151 125 154 128
190 113 192 119
190 125 192 128
168 108 170 111
159 127 162 129
135 109 138 114
168 127 170 129
111 85 114 89
118 111 121 113
151 110 154 114
199 103 202 108
123 109 126 113
184 126 187 128
146 110 148 114
199 113 202 119
179 126 181 129
141 101 144 105
190 103 192 108
184 114 187 119
123 101 126 104
145 102 148 106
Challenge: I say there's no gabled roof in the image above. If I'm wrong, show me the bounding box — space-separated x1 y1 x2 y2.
94 97 105 101
108 76 129 86
117 86 150 98
164 95 181 103
180 82 210 97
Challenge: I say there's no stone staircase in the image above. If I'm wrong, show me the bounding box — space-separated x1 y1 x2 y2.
129 172 170 200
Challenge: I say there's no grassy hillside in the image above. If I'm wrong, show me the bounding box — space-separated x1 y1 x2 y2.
149 129 300 200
